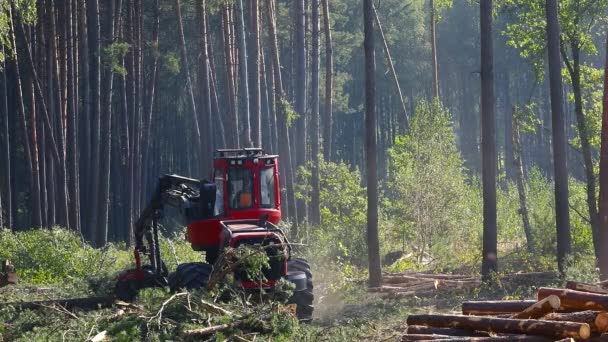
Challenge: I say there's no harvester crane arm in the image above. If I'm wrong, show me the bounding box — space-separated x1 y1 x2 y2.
133 174 202 275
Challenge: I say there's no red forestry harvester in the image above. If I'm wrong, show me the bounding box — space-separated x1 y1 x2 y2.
115 148 313 320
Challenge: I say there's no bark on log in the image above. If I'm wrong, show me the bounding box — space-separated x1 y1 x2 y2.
538 287 608 311
406 314 590 339
566 281 608 295
462 300 537 315
543 311 608 333
182 323 233 339
2 296 115 311
401 334 452 341
406 325 490 337
510 295 560 319
403 336 556 342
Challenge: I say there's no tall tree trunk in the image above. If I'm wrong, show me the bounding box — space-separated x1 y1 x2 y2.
504 73 515 181
236 0 251 146
175 0 202 170
372 4 409 131
251 0 262 147
545 0 571 274
321 0 333 161
562 42 600 260
363 0 382 288
265 0 298 235
597 33 608 280
430 0 439 99
480 0 497 278
309 0 321 226
222 5 239 148
47 0 70 230
95 0 117 247
197 0 213 175
78 0 90 233
513 108 533 252
1 54 11 229
66 0 80 232
294 0 307 224
87 0 102 242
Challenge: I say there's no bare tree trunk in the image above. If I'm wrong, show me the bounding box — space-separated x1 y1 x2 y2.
598 33 608 280
545 0 571 274
95 0 118 247
513 108 533 252
294 0 307 224
363 0 382 288
430 0 439 99
1 53 11 229
87 0 102 241
321 0 333 161
309 0 321 226
197 0 213 175
251 0 262 147
480 0 497 278
372 4 409 131
66 0 80 232
78 0 90 234
236 0 251 146
222 5 239 148
175 0 202 167
265 0 298 235
562 42 600 261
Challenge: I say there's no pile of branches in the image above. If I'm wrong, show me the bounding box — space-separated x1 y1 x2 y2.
370 271 556 298
402 280 608 341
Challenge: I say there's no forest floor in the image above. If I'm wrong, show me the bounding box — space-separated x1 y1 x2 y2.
0 268 557 341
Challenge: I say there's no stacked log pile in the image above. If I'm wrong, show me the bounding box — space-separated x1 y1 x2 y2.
371 271 556 298
402 281 608 341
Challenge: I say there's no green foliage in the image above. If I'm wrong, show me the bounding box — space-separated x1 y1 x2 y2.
0 0 37 62
278 97 299 127
101 42 131 76
163 52 181 75
387 99 482 269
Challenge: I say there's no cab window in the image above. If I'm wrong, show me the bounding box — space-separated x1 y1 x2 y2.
227 168 254 209
259 167 275 208
214 169 225 216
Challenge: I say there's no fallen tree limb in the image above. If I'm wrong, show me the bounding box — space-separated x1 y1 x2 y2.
406 314 590 339
462 300 537 315
2 296 115 311
538 287 608 311
403 335 557 342
510 295 560 319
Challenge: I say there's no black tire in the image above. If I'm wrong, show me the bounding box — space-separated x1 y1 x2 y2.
168 262 213 292
287 258 314 322
115 277 139 302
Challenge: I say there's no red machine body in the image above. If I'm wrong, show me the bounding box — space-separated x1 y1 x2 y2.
186 149 282 253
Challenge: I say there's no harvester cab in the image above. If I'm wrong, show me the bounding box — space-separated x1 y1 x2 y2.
115 148 313 321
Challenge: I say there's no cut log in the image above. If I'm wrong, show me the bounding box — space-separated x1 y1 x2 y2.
566 281 608 295
403 336 555 342
2 296 115 311
406 314 590 339
538 287 608 311
543 311 608 333
462 300 537 315
510 295 560 319
406 325 490 337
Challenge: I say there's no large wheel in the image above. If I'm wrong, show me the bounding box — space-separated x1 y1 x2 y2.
168 262 213 292
287 258 314 321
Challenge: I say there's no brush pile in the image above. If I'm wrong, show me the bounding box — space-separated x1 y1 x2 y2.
370 271 556 298
402 281 608 341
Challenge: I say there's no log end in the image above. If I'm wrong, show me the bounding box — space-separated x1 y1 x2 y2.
580 323 591 340
546 295 561 310
596 312 608 333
